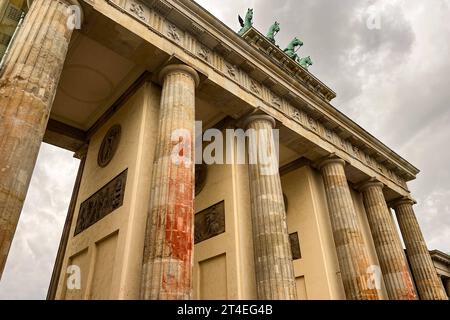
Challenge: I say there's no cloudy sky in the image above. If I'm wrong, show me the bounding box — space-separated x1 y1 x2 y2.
1 0 449 299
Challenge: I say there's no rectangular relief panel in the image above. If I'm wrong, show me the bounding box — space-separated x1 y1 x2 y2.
64 248 89 300
289 232 302 260
194 201 225 244
74 170 128 235
199 254 227 300
89 232 119 300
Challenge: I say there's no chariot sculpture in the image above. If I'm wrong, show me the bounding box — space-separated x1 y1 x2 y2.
237 10 313 71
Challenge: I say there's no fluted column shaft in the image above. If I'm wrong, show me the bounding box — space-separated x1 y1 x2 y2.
0 0 79 278
319 158 379 300
140 65 199 300
393 199 447 300
245 115 297 300
360 182 417 300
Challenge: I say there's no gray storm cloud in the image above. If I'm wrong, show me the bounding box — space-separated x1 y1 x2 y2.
1 0 449 299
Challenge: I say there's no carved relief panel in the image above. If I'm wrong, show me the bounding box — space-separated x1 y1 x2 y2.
166 23 183 44
194 201 225 244
74 170 128 235
125 0 151 23
289 232 301 260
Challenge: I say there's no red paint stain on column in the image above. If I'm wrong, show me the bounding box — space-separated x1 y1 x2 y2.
162 163 193 295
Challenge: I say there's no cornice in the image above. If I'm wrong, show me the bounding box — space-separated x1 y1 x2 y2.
430 250 450 265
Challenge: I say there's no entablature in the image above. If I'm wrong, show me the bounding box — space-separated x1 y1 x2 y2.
85 0 419 194
430 250 450 266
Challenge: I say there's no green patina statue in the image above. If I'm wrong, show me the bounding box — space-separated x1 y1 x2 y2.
266 21 280 44
298 56 313 70
238 8 254 36
236 10 312 69
283 37 303 61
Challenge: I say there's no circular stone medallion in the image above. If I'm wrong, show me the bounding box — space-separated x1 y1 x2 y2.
98 124 121 168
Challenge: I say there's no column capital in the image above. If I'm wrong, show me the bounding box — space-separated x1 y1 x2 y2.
389 197 417 209
66 0 84 26
28 0 84 25
158 64 200 87
243 114 276 129
357 178 384 192
316 154 346 171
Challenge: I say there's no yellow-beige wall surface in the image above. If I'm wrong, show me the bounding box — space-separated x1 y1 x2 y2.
56 82 160 299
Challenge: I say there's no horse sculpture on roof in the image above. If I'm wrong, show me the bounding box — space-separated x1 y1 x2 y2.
266 21 280 44
283 37 303 61
298 56 313 70
238 8 254 36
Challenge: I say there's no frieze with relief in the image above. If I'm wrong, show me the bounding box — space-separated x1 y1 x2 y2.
110 0 409 191
166 23 182 43
197 45 211 63
225 63 238 79
271 93 282 108
126 0 150 23
250 80 261 95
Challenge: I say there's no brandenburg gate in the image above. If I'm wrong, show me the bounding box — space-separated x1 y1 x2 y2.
0 0 448 300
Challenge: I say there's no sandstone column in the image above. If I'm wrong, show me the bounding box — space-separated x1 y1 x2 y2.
0 0 81 278
392 198 447 300
245 115 297 300
319 158 379 300
140 64 199 300
359 181 417 300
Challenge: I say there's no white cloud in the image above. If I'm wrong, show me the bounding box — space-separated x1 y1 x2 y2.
0 144 79 300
